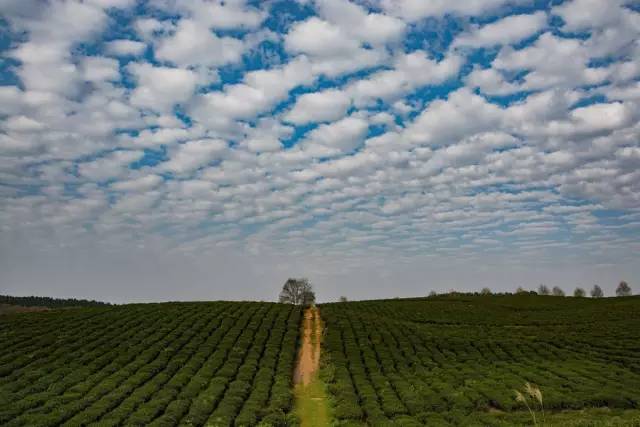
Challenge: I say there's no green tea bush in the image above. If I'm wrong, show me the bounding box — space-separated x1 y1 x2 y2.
0 301 302 426
320 295 640 425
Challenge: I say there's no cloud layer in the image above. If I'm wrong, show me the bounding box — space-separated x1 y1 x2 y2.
1 0 639 302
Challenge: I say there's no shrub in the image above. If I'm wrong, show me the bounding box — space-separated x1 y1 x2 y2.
616 281 632 297
590 285 604 298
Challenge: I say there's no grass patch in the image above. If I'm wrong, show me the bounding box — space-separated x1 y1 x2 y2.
294 374 331 427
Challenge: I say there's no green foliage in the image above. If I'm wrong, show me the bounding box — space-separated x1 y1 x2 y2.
616 281 632 297
0 294 110 308
591 285 604 298
574 287 586 297
0 301 302 426
279 278 315 306
538 285 550 296
319 294 640 425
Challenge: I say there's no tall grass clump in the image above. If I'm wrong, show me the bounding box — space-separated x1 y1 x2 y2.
514 382 545 426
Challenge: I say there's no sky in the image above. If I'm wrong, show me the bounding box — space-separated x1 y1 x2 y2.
0 0 639 303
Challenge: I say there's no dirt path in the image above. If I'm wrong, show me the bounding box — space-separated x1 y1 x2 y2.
294 306 330 426
294 307 321 386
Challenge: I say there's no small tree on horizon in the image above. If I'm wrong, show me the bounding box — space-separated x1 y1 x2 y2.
481 287 492 295
516 286 526 294
428 291 437 297
590 285 604 298
538 284 550 295
552 286 565 297
616 281 632 297
339 296 348 302
278 278 315 306
573 287 586 297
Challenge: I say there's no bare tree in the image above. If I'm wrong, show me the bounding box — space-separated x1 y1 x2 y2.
573 287 586 297
516 286 526 294
428 291 437 297
481 287 491 295
538 284 550 295
616 281 632 297
590 285 604 298
278 278 315 305
552 286 565 297
339 296 348 302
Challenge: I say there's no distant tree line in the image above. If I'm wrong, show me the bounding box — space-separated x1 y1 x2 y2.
0 295 111 308
428 281 633 298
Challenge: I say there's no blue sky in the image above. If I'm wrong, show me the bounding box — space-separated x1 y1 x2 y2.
1 0 639 302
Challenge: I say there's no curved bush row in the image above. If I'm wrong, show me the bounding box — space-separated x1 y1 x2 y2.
320 295 640 425
0 306 173 420
0 301 302 426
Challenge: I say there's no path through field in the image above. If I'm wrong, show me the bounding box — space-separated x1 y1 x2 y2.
294 306 330 426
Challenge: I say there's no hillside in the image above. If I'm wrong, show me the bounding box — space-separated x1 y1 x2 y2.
0 302 301 426
319 294 640 426
2 295 640 426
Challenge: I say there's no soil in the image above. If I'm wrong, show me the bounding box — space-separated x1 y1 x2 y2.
294 306 321 386
0 304 50 314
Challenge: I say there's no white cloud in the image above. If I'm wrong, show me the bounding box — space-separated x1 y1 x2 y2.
126 127 193 148
465 67 520 95
3 0 640 301
134 18 172 40
128 63 198 112
111 174 163 192
240 118 292 153
87 0 135 8
553 0 624 32
159 139 228 174
563 102 635 135
405 88 503 146
245 137 283 153
299 116 369 157
81 56 120 82
3 115 45 132
284 15 390 77
0 133 42 155
381 0 511 21
5 0 113 97
168 0 265 30
492 33 607 91
154 19 244 68
316 0 406 46
284 89 351 124
78 151 144 181
0 86 23 115
189 57 315 127
348 51 462 107
285 17 359 57
105 39 146 56
453 11 547 48
112 191 161 214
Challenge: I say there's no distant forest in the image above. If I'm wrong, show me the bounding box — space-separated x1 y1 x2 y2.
0 295 111 308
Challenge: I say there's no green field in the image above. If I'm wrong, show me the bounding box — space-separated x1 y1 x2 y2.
1 295 640 426
319 295 640 426
0 302 301 426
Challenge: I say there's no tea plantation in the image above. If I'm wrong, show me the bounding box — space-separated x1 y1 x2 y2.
2 295 640 426
320 294 640 426
0 301 301 426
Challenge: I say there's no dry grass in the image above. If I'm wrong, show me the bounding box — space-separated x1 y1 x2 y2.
515 382 545 426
